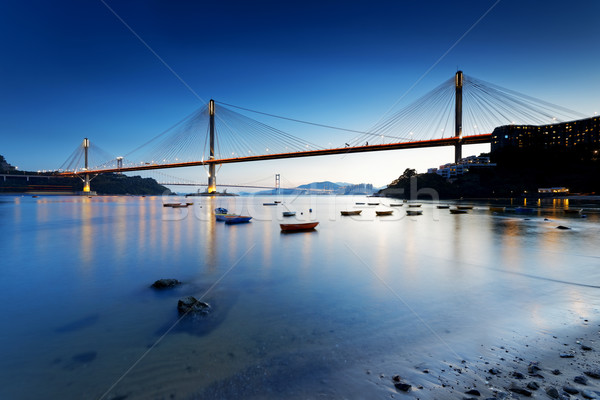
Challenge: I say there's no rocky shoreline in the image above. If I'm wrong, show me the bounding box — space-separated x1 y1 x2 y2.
383 319 600 399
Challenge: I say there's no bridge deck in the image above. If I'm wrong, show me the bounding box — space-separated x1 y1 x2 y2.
57 134 491 176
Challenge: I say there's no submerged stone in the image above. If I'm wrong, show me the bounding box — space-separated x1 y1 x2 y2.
151 278 181 289
177 296 211 315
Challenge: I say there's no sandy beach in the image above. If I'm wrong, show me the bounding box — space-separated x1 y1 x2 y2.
377 318 600 399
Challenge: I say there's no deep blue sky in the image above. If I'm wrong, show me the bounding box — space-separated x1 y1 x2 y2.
1 1 599 188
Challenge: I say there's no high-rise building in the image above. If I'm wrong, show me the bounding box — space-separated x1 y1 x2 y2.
491 116 600 152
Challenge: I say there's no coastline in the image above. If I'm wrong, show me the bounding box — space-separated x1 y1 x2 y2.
377 319 600 399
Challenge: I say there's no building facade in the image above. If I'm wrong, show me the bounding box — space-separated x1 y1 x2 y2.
428 155 496 179
491 116 600 152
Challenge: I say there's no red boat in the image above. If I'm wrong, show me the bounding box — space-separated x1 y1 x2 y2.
280 222 319 232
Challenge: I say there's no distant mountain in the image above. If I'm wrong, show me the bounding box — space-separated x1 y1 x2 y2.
297 181 341 191
249 181 377 196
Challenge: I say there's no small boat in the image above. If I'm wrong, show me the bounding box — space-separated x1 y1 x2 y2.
406 209 423 216
282 211 296 217
341 210 362 216
185 202 194 205
449 209 468 214
564 208 582 214
355 202 365 205
456 205 474 210
263 202 277 206
489 206 505 212
164 203 188 208
436 205 450 209
389 203 403 207
215 207 232 221
376 210 394 216
408 203 422 208
280 222 319 232
274 201 282 204
367 202 380 206
31 195 38 198
514 207 535 214
224 215 252 224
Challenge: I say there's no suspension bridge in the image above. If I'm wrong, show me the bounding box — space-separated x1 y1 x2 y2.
53 71 586 193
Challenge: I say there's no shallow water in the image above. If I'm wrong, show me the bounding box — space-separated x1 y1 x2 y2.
0 195 599 399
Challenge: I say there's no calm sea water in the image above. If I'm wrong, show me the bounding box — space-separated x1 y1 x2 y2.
0 195 599 399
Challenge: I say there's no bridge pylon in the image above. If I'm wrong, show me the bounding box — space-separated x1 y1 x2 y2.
208 99 217 193
82 138 91 192
454 70 463 163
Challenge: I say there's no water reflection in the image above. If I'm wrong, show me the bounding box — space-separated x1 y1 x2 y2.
0 195 599 400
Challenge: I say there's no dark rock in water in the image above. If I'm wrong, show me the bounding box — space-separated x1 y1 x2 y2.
574 376 588 385
152 278 181 289
489 368 500 375
72 351 97 363
177 296 211 314
546 386 560 398
512 371 525 379
510 384 532 396
544 218 551 221
527 382 540 390
392 375 401 382
581 344 593 351
556 225 571 230
581 390 597 399
394 382 411 392
552 369 562 375
563 385 579 394
465 389 481 396
559 352 574 358
584 370 600 379
528 362 541 374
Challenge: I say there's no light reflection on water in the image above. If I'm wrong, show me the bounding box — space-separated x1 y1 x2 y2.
0 195 599 399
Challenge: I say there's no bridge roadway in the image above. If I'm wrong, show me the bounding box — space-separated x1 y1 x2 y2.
56 134 491 176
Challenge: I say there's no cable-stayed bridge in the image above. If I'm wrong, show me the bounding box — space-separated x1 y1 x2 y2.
54 71 586 193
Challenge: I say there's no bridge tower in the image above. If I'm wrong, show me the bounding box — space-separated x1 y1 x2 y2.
208 99 217 193
454 70 463 163
82 138 91 192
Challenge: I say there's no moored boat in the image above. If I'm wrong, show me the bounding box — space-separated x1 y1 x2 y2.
408 203 422 208
263 202 277 206
341 210 362 216
355 202 365 205
367 202 380 206
406 209 423 216
389 203 403 207
436 205 450 209
564 208 582 214
280 222 319 232
215 207 232 221
376 210 393 216
449 209 468 214
489 206 505 212
164 203 188 208
456 205 473 210
224 215 252 224
282 211 296 217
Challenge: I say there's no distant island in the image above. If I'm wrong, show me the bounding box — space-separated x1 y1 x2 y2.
0 154 171 195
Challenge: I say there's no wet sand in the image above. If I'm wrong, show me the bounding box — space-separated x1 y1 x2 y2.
377 319 600 399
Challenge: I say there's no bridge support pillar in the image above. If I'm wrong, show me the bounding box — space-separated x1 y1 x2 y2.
83 138 91 192
208 100 217 193
454 71 463 163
